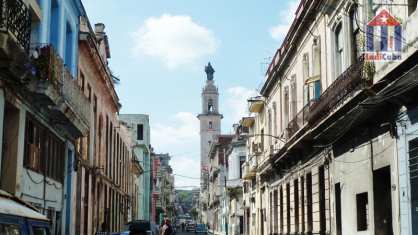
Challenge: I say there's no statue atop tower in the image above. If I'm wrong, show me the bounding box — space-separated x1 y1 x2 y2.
205 62 215 81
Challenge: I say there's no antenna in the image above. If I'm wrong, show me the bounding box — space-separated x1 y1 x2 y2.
260 56 272 76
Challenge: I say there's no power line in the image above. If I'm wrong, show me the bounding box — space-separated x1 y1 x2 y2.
174 174 200 180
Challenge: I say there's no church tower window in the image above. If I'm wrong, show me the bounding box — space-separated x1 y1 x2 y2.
208 99 214 112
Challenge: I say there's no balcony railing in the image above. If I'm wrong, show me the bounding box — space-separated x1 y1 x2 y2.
0 0 31 52
249 156 258 173
308 57 368 125
31 44 90 136
286 102 310 138
242 162 255 180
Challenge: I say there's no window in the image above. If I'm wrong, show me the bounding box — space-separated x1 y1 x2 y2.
239 216 244 234
24 116 65 182
239 156 245 178
408 0 418 16
280 186 284 234
209 121 213 129
137 124 144 140
0 223 21 235
335 23 344 77
79 71 85 92
303 53 311 106
306 172 313 232
356 192 368 231
301 176 305 233
286 183 290 234
87 84 92 101
335 183 342 235
350 7 361 63
273 189 278 234
273 102 278 136
290 76 297 119
284 86 290 128
208 99 214 112
268 110 272 145
312 40 322 100
319 166 326 234
294 179 299 233
49 0 59 50
32 227 49 235
65 22 74 72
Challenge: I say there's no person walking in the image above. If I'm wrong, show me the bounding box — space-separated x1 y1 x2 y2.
161 218 174 235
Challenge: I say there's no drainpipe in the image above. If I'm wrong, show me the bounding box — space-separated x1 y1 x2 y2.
369 127 375 234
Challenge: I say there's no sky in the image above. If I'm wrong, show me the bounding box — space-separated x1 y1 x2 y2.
82 0 298 188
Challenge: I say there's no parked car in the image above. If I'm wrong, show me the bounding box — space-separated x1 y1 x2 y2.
125 220 156 235
186 222 196 232
195 223 208 234
0 189 51 235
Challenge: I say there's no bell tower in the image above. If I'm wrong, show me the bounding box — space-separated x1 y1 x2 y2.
198 62 222 190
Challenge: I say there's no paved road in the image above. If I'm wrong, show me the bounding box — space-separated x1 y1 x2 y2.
176 232 208 235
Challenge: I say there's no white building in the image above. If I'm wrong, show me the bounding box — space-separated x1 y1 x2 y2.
240 1 418 235
198 63 223 225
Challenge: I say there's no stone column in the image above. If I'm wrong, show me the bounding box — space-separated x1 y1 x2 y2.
0 88 4 177
15 107 26 196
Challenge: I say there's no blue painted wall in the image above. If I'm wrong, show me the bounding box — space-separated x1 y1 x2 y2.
35 0 84 76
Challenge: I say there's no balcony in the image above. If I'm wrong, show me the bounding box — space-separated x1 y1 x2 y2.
308 57 370 125
248 96 264 113
226 178 242 188
0 0 31 79
249 156 258 173
241 116 255 128
251 142 263 155
29 45 90 137
242 162 255 180
286 102 310 139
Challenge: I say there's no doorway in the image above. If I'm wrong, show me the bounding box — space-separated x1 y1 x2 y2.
409 138 418 235
373 166 393 235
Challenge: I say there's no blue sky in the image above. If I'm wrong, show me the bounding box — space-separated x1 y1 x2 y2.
83 0 298 187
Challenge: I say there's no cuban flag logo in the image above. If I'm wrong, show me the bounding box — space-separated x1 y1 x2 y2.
365 9 402 61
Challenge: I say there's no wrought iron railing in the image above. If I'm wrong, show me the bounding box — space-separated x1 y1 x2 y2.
0 0 31 52
308 57 369 125
32 44 91 126
62 68 91 125
286 102 310 138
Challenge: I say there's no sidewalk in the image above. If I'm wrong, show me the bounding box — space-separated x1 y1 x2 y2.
208 230 226 235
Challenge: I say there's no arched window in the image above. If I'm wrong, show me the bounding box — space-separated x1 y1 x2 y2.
209 121 213 129
268 110 272 145
335 23 344 77
208 99 214 112
273 102 278 136
349 6 360 63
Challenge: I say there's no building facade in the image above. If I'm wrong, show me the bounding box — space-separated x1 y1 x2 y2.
226 125 247 235
0 0 86 234
76 20 135 234
151 153 175 225
119 114 152 221
239 1 418 235
207 135 233 235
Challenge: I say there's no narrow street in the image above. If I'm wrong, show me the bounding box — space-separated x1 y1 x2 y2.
1 0 418 235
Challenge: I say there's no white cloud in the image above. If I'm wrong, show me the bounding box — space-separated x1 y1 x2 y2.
225 86 259 124
151 112 200 187
132 14 218 68
269 0 299 41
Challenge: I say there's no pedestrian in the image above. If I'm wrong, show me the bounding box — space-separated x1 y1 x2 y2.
162 218 174 235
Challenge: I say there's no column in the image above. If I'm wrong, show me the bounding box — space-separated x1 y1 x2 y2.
0 88 4 176
15 107 26 196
